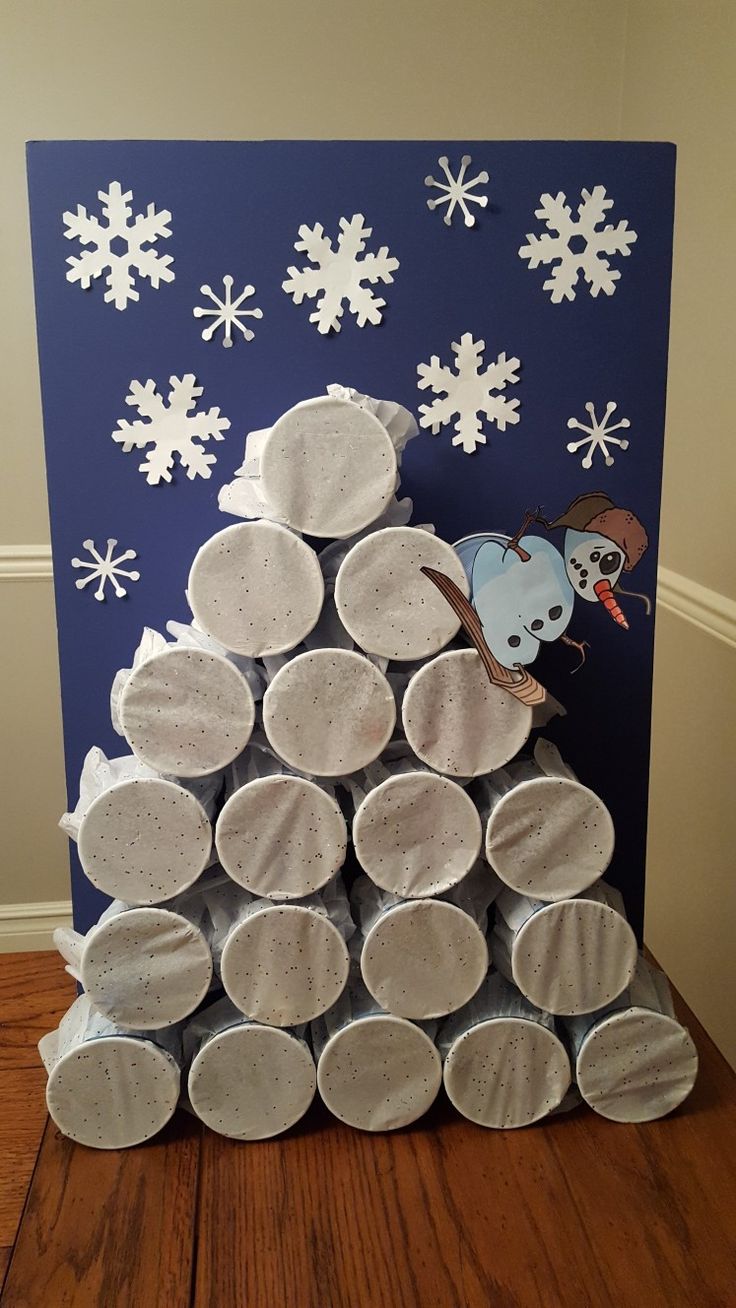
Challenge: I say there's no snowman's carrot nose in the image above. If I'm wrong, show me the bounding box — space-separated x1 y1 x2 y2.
594 579 629 629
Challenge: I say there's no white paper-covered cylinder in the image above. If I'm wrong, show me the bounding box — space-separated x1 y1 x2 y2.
187 520 324 657
480 739 615 901
438 972 571 1129
311 970 441 1130
119 645 255 777
334 526 469 661
205 877 352 1026
352 762 482 897
402 649 532 778
564 956 698 1122
263 648 396 777
53 898 213 1030
493 881 638 1016
185 996 316 1140
38 995 181 1149
259 395 398 539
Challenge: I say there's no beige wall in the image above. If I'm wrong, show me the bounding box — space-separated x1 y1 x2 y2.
1 2 733 1059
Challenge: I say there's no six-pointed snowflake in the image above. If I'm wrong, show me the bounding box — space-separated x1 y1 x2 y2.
519 186 637 302
566 401 631 469
282 214 399 334
425 155 489 227
63 180 174 311
71 539 140 601
417 333 521 454
112 375 230 485
193 275 263 346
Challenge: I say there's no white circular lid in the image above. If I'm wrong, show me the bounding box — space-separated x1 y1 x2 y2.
260 396 397 538
511 899 638 1016
221 904 350 1025
576 1007 698 1122
187 521 324 657
334 527 468 660
317 1014 442 1131
216 775 347 899
46 1037 180 1149
443 1016 571 1129
120 646 255 777
78 777 212 904
81 908 213 1030
487 776 615 901
402 650 532 778
263 649 396 777
188 1023 316 1139
361 900 488 1019
353 771 482 897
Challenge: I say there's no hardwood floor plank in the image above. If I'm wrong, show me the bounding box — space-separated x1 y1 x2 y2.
0 1067 49 1247
0 952 75 1072
0 1249 11 1291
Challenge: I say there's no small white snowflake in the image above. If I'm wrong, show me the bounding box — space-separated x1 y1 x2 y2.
282 214 399 334
71 539 140 601
63 180 174 311
519 186 637 302
566 401 631 469
112 375 230 485
417 333 521 454
193 276 263 347
425 154 489 227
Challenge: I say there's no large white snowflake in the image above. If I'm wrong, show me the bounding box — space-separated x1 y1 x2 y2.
417 333 521 454
282 214 399 334
519 186 637 302
63 180 174 311
567 401 631 469
112 375 230 485
425 154 489 227
71 539 140 601
193 276 263 347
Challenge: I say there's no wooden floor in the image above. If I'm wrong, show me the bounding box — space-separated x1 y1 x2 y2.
0 953 733 1307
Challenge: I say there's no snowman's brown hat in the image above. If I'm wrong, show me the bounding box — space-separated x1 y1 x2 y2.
548 493 648 572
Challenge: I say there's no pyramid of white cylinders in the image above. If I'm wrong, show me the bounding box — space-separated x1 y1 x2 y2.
41 388 697 1148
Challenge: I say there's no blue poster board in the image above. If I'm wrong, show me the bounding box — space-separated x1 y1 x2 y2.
27 140 675 934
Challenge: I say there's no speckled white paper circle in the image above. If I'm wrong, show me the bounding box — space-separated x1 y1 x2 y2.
263 649 396 777
353 772 482 897
443 1017 571 1129
46 1037 180 1149
221 905 350 1026
576 1007 698 1122
260 396 397 539
317 1015 442 1131
216 776 348 899
120 646 255 777
402 650 532 778
78 778 212 904
486 777 615 901
187 521 324 657
334 527 469 660
81 908 213 1030
511 900 638 1016
188 1024 316 1139
361 900 488 1019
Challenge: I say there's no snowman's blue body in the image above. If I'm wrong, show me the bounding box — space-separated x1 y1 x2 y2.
454 533 574 666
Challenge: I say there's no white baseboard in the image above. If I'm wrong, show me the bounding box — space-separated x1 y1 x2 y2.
0 900 72 953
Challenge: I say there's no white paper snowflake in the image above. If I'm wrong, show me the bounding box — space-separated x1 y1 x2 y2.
417 333 521 455
112 375 231 485
567 402 631 469
193 276 263 347
282 214 399 334
425 155 489 227
62 181 174 311
71 539 140 601
519 186 637 303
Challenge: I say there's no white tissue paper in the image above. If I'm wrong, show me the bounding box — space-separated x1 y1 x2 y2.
438 971 571 1129
39 994 181 1149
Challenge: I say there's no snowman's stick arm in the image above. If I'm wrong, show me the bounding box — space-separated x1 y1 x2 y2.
420 567 547 708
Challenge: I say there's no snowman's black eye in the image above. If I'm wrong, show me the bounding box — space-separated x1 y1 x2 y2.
548 605 562 620
508 635 521 648
590 550 601 562
600 550 622 575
